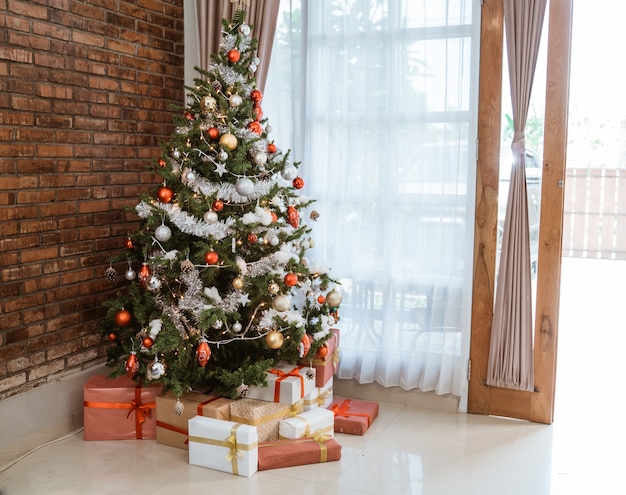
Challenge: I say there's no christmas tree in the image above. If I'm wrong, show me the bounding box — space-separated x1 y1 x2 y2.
100 11 342 399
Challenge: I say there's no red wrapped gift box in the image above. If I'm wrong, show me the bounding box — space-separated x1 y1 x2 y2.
83 374 163 441
298 328 340 387
258 436 342 470
328 397 379 436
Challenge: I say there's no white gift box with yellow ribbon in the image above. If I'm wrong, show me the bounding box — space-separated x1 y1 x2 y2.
188 416 258 477
278 406 335 440
302 377 334 411
246 363 316 405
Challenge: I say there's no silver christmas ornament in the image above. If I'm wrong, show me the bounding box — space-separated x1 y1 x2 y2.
147 276 162 291
235 177 255 196
280 164 298 181
147 360 165 380
204 210 218 224
232 321 243 333
173 148 181 159
239 24 251 36
229 94 243 107
125 268 137 281
253 151 267 166
155 224 172 242
218 150 228 161
185 170 196 182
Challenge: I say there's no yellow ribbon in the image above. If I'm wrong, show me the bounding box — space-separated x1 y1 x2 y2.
231 401 302 426
261 431 331 463
188 424 258 476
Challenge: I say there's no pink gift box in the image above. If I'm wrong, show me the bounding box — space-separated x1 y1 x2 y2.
298 328 340 387
83 374 163 441
328 397 379 436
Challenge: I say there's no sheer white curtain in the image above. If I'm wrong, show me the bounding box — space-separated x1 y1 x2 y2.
265 0 480 398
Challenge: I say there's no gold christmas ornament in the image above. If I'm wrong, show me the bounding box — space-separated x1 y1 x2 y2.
232 277 244 290
200 95 217 111
272 294 290 312
325 289 343 308
219 133 238 151
268 282 280 295
265 330 284 349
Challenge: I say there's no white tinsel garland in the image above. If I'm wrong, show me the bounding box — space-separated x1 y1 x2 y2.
136 201 235 241
181 170 275 204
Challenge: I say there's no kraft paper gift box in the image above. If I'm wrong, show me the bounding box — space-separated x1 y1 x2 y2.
328 397 379 436
279 407 335 440
156 391 231 450
257 436 342 470
188 416 258 478
303 377 334 411
246 363 316 405
83 374 163 441
298 328 340 387
230 398 302 442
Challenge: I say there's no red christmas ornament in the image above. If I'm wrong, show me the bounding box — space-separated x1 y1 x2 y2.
227 49 240 62
317 295 326 304
196 340 211 368
158 158 167 168
253 102 263 121
300 333 312 358
247 233 258 243
247 121 262 135
204 250 219 265
315 344 329 360
212 199 224 211
138 262 151 283
157 186 173 203
184 110 195 121
208 127 219 140
114 309 132 327
284 272 298 287
250 89 263 102
267 143 277 154
107 332 118 342
124 237 134 250
125 352 140 378
287 205 300 228
271 211 278 223
292 177 305 189
142 336 154 348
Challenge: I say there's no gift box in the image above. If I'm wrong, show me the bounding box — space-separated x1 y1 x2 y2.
328 397 379 436
188 416 258 477
279 406 335 440
230 398 302 442
156 391 231 450
298 328 340 387
83 374 163 441
303 377 334 410
257 436 342 470
246 363 316 405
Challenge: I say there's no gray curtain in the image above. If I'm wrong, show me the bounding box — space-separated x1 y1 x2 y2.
487 0 547 392
196 0 280 92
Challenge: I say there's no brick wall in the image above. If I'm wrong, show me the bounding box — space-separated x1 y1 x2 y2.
0 0 185 399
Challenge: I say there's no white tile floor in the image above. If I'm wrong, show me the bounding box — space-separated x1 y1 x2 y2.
0 257 623 495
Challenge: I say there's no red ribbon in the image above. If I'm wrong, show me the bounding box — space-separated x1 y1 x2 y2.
83 385 155 439
330 399 371 425
269 366 305 402
197 396 221 416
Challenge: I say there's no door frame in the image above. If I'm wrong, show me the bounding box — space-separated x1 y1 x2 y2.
468 0 572 424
